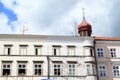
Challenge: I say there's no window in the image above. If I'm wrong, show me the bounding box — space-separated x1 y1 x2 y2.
110 48 116 58
67 46 75 56
4 45 12 55
54 64 61 76
97 48 104 57
98 66 106 77
90 48 94 56
53 46 61 56
113 66 120 77
87 65 90 75
34 63 42 76
2 64 11 76
69 64 75 75
87 64 96 75
34 46 42 55
92 64 96 75
20 45 27 55
18 63 26 76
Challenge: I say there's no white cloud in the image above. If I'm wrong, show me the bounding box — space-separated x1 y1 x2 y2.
0 13 13 34
0 0 120 37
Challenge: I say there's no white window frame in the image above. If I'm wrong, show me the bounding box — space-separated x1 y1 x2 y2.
4 45 12 55
18 63 27 76
68 64 76 76
34 46 42 55
19 45 27 55
110 48 116 58
113 65 120 77
98 65 106 77
97 48 104 57
2 63 11 76
53 47 60 56
68 47 75 56
34 63 42 76
53 64 61 76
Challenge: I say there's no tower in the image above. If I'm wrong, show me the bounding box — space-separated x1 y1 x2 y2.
78 8 92 37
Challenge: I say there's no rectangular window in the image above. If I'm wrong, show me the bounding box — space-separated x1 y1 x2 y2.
4 45 12 55
98 66 106 77
87 65 90 75
113 66 120 77
97 48 104 57
90 48 94 56
35 46 42 55
34 63 42 76
68 47 75 56
18 63 26 76
2 64 11 76
54 64 61 76
69 64 75 75
110 48 116 58
53 47 60 56
20 45 27 55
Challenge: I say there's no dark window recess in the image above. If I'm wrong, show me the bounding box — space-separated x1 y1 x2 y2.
3 69 10 76
18 69 26 75
54 49 56 55
35 69 41 75
35 48 38 55
90 49 93 56
8 48 10 55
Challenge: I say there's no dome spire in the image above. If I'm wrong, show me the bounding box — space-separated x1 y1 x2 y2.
82 8 85 20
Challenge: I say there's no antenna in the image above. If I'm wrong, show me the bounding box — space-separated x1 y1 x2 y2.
20 25 28 35
73 21 78 36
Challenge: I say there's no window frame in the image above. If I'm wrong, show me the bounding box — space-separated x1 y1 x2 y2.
19 45 28 55
2 63 11 76
113 65 120 77
110 48 116 58
53 63 61 76
17 63 27 76
4 45 12 55
97 48 104 57
98 65 106 77
34 63 43 76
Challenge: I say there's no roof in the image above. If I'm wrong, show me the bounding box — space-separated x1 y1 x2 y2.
78 18 92 32
95 37 120 41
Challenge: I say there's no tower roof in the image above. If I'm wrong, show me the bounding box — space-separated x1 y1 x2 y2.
78 18 91 31
78 8 92 32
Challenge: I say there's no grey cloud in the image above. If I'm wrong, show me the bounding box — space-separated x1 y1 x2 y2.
108 0 120 37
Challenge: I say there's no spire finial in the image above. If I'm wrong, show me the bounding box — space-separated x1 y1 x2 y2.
82 8 85 20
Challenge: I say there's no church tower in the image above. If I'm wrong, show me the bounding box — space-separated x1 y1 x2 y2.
78 8 92 37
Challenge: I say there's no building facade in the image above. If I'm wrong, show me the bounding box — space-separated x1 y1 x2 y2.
0 34 97 80
95 37 120 80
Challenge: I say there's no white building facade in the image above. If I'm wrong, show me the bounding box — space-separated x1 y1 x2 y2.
0 34 97 80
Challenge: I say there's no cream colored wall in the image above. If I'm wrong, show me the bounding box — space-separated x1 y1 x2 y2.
0 35 96 80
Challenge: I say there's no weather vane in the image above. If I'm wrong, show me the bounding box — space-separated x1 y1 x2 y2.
20 25 28 35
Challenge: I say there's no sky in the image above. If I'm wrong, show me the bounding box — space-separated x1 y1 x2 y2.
0 0 120 37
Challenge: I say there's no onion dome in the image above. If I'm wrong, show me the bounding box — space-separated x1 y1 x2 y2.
78 8 92 37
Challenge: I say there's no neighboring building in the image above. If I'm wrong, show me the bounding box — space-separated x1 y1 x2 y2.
95 37 120 80
0 15 97 80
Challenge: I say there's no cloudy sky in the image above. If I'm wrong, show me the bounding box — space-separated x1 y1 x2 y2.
0 0 120 37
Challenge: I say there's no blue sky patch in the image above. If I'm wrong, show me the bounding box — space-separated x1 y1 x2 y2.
0 2 17 22
0 2 17 31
